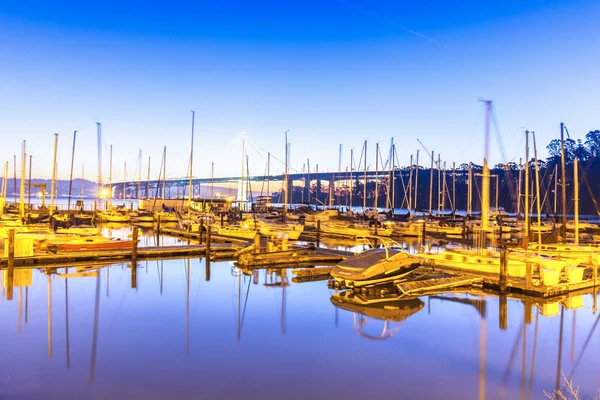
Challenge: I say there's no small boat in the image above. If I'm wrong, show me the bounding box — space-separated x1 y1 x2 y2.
213 224 257 240
97 210 131 223
55 235 134 251
331 240 422 287
154 210 179 223
320 222 371 238
257 221 304 240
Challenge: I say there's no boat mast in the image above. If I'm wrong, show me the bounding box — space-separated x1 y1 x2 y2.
188 110 195 221
109 144 113 208
574 157 579 245
349 151 353 209
67 130 77 214
137 149 142 201
532 132 542 251
162 146 166 201
481 100 491 235
428 151 434 215
560 122 567 234
50 134 59 218
337 143 342 207
441 161 447 214
414 150 419 214
468 163 472 215
408 155 413 212
363 140 367 212
96 123 102 207
553 164 558 215
517 158 522 217
437 154 442 216
13 155 17 205
524 131 530 240
375 143 379 213
390 145 395 215
282 131 288 219
19 141 26 221
307 158 311 206
452 162 456 216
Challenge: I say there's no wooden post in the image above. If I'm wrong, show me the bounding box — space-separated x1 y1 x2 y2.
499 248 508 292
526 262 533 289
499 295 508 330
156 214 161 239
131 261 137 289
524 299 532 325
7 229 15 300
220 213 224 227
316 220 321 247
199 220 204 244
206 224 212 260
253 234 260 254
421 219 426 246
132 227 139 261
593 259 598 287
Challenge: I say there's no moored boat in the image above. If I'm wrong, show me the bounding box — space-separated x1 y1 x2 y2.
331 240 422 287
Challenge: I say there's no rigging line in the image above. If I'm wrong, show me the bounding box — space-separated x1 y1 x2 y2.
568 312 600 380
240 274 252 329
247 138 300 174
490 105 508 163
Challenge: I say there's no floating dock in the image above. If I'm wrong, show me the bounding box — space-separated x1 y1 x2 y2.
0 243 241 268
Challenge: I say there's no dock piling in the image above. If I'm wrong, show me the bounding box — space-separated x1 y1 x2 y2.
206 225 212 259
499 295 508 330
6 229 15 300
526 262 533 289
593 259 598 287
131 261 137 289
253 234 260 254
499 248 508 292
132 227 139 261
199 220 204 244
156 215 161 239
316 220 321 247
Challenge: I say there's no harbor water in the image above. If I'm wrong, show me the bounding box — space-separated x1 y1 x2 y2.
1 231 600 399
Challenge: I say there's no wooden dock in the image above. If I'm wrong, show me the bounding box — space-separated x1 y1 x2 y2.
160 227 252 245
0 243 241 268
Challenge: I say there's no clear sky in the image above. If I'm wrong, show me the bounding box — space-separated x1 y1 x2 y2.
1 0 599 182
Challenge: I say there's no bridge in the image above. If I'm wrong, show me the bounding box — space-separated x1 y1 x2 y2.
108 169 416 202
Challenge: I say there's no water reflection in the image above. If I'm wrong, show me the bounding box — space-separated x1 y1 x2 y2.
1 260 600 399
330 291 424 340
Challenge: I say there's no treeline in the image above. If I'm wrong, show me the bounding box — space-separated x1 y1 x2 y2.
280 130 600 216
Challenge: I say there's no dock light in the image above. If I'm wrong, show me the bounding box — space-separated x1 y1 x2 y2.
100 188 110 198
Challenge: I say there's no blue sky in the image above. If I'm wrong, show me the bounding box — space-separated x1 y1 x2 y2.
1 0 599 181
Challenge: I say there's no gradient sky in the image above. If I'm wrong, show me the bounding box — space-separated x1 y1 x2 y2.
1 0 599 182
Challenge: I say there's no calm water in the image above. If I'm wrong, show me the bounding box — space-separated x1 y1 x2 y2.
1 234 600 399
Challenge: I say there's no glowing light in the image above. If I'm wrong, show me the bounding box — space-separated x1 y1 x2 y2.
99 188 110 198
